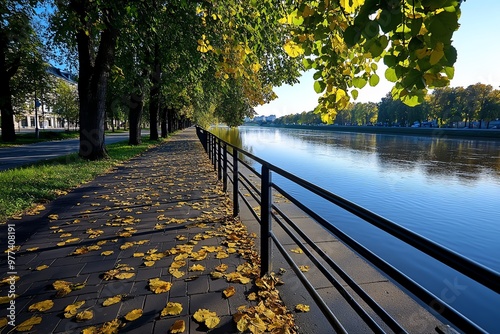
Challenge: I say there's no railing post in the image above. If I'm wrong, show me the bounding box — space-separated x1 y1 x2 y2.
223 144 228 192
232 148 239 217
217 138 222 180
260 164 272 276
212 135 216 170
207 134 212 161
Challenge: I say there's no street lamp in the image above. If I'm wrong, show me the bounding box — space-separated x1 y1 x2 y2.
35 93 40 139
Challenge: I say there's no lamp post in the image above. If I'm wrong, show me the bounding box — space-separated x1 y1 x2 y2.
34 92 40 139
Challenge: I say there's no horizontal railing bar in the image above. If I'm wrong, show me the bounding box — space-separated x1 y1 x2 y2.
270 230 349 334
271 204 406 333
272 183 485 333
271 210 391 334
270 166 500 294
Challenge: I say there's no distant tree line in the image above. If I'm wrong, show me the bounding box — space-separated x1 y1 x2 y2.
275 83 500 128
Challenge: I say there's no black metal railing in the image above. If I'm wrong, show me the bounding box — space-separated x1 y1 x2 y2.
196 126 500 334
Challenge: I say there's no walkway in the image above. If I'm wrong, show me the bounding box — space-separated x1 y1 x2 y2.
0 129 292 333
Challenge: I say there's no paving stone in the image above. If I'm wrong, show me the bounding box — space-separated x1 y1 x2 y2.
190 292 230 317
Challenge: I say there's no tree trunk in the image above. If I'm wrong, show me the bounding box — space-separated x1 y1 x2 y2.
72 0 118 160
149 42 160 141
0 76 16 142
160 107 168 138
0 35 19 142
168 108 175 133
128 92 144 145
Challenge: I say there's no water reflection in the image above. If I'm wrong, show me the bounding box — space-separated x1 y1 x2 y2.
226 127 500 182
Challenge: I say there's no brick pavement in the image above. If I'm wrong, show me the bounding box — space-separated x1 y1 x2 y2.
0 129 270 333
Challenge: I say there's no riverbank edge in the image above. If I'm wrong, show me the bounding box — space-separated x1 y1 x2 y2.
258 124 500 140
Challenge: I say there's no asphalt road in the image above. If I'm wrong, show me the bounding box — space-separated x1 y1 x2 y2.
0 132 133 172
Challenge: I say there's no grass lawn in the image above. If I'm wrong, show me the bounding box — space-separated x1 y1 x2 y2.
0 136 166 222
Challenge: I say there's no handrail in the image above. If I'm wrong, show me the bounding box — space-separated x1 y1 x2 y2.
195 126 499 333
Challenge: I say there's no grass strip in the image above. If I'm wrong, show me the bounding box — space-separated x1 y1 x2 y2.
0 137 165 222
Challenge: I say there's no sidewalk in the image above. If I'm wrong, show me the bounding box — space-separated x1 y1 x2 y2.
0 129 293 333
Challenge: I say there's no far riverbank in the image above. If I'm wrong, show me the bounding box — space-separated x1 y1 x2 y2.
259 123 500 140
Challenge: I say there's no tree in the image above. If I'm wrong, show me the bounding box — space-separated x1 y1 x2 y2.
50 80 78 130
51 0 128 159
281 0 462 123
1 1 44 142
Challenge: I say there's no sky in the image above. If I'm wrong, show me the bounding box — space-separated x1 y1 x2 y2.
254 1 500 117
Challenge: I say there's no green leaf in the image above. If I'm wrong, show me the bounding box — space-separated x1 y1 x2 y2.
443 45 458 66
410 18 423 36
369 73 380 87
362 20 379 39
344 26 361 48
383 55 397 67
313 70 322 80
351 89 359 100
428 11 459 46
314 80 326 94
402 94 421 107
352 77 367 89
444 66 455 79
377 10 401 33
385 68 398 82
368 36 388 57
302 58 314 69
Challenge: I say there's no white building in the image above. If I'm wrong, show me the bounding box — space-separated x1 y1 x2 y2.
15 66 77 130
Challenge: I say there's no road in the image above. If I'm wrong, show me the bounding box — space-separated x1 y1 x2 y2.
0 132 134 172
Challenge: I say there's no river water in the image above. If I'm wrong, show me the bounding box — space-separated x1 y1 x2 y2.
211 125 500 332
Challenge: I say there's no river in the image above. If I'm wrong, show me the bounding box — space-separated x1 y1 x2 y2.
211 125 500 332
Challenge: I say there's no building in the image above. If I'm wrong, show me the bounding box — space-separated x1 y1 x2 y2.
15 66 77 130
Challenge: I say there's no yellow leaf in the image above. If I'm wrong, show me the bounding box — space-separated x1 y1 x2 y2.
133 252 144 257
160 302 183 316
430 42 445 65
65 238 80 243
76 310 94 322
295 304 310 312
64 301 85 318
48 214 59 220
290 247 304 254
28 299 54 312
143 261 155 267
169 319 185 333
0 317 7 328
114 272 135 280
16 316 42 331
216 251 229 259
101 251 114 256
215 264 228 272
226 272 251 284
102 295 122 307
169 268 185 278
148 278 172 294
81 326 98 334
283 40 304 58
124 309 142 321
223 286 236 298
36 265 49 271
247 292 257 301
193 309 220 329
205 315 220 329
26 247 39 252
189 264 205 272
210 271 224 279
299 265 310 272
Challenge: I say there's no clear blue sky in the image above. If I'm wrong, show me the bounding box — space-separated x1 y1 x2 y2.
255 1 500 117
